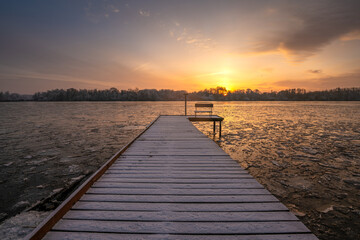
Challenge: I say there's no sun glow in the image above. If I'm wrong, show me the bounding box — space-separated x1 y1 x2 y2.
215 69 235 91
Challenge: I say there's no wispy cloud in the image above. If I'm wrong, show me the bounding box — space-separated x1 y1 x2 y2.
340 30 360 41
84 1 121 22
169 23 216 50
139 9 150 17
132 62 151 72
308 69 322 74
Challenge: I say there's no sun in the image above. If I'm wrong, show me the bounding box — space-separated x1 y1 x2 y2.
194 67 237 92
217 79 235 92
215 69 235 92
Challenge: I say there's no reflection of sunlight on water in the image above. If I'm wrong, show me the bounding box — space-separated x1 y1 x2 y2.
192 102 360 175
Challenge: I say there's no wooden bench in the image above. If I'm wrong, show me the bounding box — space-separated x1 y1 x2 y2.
195 103 213 117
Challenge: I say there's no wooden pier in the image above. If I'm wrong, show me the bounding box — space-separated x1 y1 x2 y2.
27 116 318 240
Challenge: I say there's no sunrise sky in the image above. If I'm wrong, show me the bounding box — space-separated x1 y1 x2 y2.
0 0 360 94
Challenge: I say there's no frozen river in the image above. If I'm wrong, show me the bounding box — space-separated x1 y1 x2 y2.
0 101 359 239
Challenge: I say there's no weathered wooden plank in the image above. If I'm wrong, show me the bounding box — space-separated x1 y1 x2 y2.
52 219 311 234
113 162 240 166
116 158 235 162
102 173 249 178
130 141 219 147
143 125 200 128
130 140 216 143
86 188 271 195
118 155 233 159
116 156 234 160
145 128 198 130
123 151 227 155
131 140 214 143
111 159 241 164
145 128 195 130
114 160 238 164
140 134 207 137
125 149 224 152
115 159 236 162
97 178 255 183
92 182 263 189
127 145 221 149
104 173 248 178
107 169 245 174
63 210 297 221
80 194 278 203
124 147 224 151
111 164 241 168
109 167 245 171
44 232 319 240
101 174 252 179
110 163 242 167
125 149 225 153
121 149 230 154
116 157 236 160
137 136 210 139
73 202 288 211
100 174 253 179
138 138 214 141
123 152 228 156
112 162 239 166
139 134 204 137
110 164 238 168
105 171 248 175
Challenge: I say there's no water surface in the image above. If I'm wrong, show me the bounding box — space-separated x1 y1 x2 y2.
0 101 359 239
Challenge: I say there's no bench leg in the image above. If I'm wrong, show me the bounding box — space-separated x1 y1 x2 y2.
213 121 216 134
219 121 222 138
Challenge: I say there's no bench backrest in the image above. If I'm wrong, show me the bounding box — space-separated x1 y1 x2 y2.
195 103 213 108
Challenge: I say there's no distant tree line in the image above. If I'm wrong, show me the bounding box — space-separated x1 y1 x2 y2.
192 87 360 101
0 91 32 101
1 87 360 101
